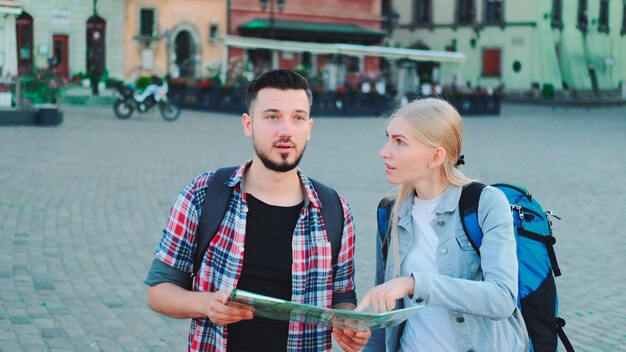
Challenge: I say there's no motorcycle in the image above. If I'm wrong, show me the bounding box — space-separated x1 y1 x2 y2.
113 79 181 121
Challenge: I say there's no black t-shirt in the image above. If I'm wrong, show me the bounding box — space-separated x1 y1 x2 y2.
227 193 303 352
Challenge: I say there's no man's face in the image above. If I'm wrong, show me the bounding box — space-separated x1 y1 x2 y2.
243 88 313 172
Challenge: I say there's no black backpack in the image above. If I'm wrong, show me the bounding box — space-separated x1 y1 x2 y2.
191 167 344 280
377 183 574 352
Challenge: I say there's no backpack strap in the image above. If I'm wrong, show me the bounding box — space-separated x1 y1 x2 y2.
522 306 575 352
192 170 344 279
310 179 344 267
192 166 238 279
518 227 561 276
459 182 487 255
377 197 394 270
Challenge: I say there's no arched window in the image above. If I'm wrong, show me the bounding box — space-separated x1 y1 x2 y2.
598 0 609 33
622 0 626 35
577 0 588 33
16 11 34 74
552 0 563 29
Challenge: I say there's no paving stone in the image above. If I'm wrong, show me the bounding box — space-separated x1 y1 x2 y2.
41 327 64 339
1 105 625 351
9 316 31 325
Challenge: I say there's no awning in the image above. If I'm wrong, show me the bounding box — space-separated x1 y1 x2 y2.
238 18 386 44
0 0 22 15
224 35 466 64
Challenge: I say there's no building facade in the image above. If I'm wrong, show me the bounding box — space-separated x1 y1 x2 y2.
124 0 227 81
228 0 386 90
6 0 125 80
392 0 626 93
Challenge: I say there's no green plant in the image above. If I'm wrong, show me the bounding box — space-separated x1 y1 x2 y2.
71 72 86 83
34 69 63 104
105 77 123 89
294 65 311 79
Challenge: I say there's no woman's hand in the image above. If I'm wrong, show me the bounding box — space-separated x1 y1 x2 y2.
355 276 415 313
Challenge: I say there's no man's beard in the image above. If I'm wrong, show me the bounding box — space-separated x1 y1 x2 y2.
254 138 306 173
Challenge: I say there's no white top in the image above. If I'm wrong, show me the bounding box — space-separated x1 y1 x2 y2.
400 194 460 352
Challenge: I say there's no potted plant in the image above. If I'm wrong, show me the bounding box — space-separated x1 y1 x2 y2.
36 69 64 126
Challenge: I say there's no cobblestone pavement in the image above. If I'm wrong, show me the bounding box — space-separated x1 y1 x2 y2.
1 104 625 351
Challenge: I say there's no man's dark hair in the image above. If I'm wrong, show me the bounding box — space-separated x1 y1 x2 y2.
245 69 313 113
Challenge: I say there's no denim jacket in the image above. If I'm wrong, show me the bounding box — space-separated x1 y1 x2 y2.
365 185 525 352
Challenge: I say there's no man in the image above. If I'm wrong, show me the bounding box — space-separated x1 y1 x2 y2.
145 70 370 351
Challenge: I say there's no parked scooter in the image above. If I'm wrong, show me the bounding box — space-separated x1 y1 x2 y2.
113 76 181 121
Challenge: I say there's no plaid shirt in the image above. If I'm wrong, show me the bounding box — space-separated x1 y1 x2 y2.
153 161 357 351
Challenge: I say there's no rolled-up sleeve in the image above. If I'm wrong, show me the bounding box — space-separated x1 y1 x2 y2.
145 173 213 288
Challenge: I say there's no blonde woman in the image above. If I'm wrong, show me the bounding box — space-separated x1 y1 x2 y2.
359 98 525 351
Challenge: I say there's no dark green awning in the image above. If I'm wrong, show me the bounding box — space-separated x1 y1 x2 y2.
238 18 386 44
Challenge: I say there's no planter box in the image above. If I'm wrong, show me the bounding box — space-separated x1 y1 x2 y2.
0 109 38 125
37 107 63 126
0 92 12 108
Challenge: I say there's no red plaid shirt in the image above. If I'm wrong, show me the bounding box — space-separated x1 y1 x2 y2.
153 161 357 351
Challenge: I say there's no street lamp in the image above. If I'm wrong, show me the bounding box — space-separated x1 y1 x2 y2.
260 0 285 39
379 6 399 97
88 0 101 96
381 10 400 42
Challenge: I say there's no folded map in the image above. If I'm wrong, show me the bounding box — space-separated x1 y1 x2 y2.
227 289 424 331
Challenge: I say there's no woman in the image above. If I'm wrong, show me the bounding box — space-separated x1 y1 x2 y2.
360 98 525 351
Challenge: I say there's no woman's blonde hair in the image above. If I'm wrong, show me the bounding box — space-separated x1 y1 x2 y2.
387 98 472 277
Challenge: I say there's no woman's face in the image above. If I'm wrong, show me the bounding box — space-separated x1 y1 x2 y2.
379 116 436 185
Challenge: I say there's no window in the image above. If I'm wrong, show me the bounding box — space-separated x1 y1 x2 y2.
551 0 563 28
482 48 501 77
414 0 432 24
623 1 626 35
577 0 588 33
598 0 609 32
457 0 475 24
484 0 504 24
139 8 156 37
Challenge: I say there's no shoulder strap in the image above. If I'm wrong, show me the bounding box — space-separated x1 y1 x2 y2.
377 197 394 268
310 179 344 266
459 182 487 256
193 172 343 277
192 166 238 278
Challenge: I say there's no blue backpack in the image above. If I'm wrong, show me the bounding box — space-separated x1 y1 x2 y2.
377 182 574 352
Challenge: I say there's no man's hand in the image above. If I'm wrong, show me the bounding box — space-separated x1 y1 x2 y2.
147 284 255 323
333 326 371 352
204 290 254 325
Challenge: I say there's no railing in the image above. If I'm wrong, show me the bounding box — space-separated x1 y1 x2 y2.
169 86 501 117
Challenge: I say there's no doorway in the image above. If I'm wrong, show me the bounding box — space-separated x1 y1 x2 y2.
174 31 195 77
52 35 69 80
16 12 34 74
588 67 599 91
